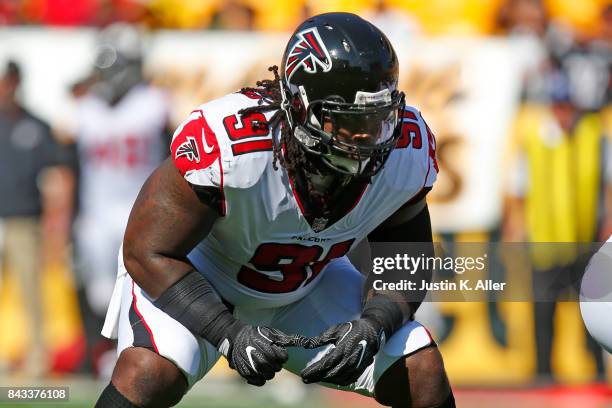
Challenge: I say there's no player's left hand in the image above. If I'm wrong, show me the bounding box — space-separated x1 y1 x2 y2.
301 318 384 386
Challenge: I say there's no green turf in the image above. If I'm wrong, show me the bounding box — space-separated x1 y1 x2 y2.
0 376 338 408
0 399 323 407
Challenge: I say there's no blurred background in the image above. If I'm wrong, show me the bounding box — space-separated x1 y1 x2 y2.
0 0 610 407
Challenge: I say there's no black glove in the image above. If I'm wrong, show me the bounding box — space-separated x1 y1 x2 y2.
153 271 307 386
219 322 307 386
301 318 385 386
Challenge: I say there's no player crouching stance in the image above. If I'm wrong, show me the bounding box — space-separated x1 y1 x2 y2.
96 12 454 408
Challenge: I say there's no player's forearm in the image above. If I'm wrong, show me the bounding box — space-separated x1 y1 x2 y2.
360 256 432 338
363 236 434 313
367 205 434 318
368 239 434 315
153 270 237 347
362 247 432 331
123 238 239 349
361 260 431 337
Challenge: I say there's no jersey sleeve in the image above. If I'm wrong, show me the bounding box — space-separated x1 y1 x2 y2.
170 109 223 189
389 108 439 209
170 108 227 214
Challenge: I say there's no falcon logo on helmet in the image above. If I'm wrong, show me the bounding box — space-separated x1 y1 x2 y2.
176 136 201 163
284 28 332 81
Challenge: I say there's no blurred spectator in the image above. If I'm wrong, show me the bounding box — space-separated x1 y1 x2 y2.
496 0 551 104
209 0 255 30
362 0 420 42
69 24 169 377
21 0 99 26
504 68 610 379
500 0 611 381
145 0 217 29
1 0 605 33
96 0 148 26
597 4 612 239
496 0 548 37
0 0 20 24
600 4 612 46
0 59 71 377
18 0 147 26
497 0 610 109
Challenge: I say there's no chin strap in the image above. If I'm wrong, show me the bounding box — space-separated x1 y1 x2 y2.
324 153 370 175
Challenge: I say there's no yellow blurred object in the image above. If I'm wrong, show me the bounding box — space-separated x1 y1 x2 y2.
602 104 612 138
246 0 306 31
512 105 603 269
147 0 220 28
307 0 375 16
140 0 606 34
0 274 28 361
553 302 600 382
389 0 503 34
437 232 534 384
545 0 607 35
435 231 607 384
0 262 83 364
41 262 83 352
438 300 536 384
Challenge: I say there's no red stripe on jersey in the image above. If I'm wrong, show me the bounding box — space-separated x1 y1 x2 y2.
425 122 439 173
401 110 418 120
419 121 435 189
231 139 273 156
131 281 159 354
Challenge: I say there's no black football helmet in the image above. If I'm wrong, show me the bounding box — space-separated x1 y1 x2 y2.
280 12 405 177
92 23 144 105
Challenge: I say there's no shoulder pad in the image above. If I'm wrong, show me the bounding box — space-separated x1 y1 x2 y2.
170 93 277 191
382 106 438 191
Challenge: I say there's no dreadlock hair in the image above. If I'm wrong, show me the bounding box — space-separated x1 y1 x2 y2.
238 65 307 174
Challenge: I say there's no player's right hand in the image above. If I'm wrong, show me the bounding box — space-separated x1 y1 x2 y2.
218 323 307 386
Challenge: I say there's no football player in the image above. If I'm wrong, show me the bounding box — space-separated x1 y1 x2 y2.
74 23 169 314
96 13 454 408
72 23 169 372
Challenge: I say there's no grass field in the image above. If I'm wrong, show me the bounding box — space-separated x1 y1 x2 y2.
1 375 611 408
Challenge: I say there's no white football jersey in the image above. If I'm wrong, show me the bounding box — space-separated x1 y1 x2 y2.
171 92 437 308
76 84 169 224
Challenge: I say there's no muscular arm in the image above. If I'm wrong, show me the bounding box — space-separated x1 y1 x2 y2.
366 198 434 324
123 158 300 386
123 158 220 298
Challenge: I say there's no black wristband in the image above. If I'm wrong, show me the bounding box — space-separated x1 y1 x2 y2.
361 295 405 339
153 271 238 347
